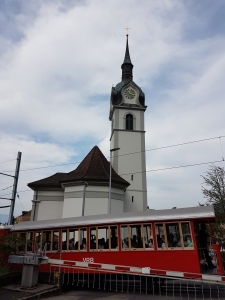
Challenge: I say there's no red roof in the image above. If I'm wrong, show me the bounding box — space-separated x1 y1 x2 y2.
28 146 129 188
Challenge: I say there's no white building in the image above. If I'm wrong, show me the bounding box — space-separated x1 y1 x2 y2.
28 36 147 221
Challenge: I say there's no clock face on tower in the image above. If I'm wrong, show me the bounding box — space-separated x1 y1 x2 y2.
124 88 136 100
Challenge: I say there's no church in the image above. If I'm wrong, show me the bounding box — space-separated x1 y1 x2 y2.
28 36 148 221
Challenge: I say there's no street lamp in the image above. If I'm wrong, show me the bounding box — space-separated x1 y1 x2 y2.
108 147 120 214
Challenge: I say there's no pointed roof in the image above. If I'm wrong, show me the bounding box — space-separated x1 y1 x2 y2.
28 146 130 189
123 35 132 64
62 146 129 187
121 35 133 80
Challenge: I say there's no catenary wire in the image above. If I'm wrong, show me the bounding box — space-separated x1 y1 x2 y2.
1 135 224 173
17 194 24 210
119 159 225 176
0 159 16 164
0 189 31 197
0 185 12 191
0 159 224 199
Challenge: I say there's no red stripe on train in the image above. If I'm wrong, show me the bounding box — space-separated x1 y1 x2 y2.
115 266 130 272
88 263 101 269
150 269 166 275
184 273 202 279
64 261 76 266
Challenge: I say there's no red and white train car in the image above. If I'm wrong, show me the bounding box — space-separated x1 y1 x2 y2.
5 205 224 277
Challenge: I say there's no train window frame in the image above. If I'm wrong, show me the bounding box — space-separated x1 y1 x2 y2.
52 230 59 251
155 221 194 250
110 225 118 251
61 228 87 252
35 231 42 253
142 224 154 250
180 222 194 249
93 225 119 251
120 223 154 251
42 230 52 251
14 232 26 253
97 226 110 251
26 231 34 252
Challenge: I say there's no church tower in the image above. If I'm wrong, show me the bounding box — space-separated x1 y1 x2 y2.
109 35 148 212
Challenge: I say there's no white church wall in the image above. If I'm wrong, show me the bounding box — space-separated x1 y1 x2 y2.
110 106 147 212
85 198 108 215
111 199 123 214
62 184 124 217
36 200 63 220
31 189 64 220
62 197 83 218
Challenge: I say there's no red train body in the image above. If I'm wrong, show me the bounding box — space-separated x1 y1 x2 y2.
1 205 223 276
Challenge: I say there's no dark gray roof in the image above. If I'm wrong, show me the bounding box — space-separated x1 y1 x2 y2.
11 205 215 232
28 146 129 189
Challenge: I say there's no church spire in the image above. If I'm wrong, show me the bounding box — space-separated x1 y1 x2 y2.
121 35 133 80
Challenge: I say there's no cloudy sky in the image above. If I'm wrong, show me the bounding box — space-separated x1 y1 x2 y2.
0 0 225 218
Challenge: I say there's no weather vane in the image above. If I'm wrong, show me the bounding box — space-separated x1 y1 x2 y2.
124 26 130 36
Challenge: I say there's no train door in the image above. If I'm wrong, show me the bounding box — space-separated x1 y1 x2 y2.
193 221 217 273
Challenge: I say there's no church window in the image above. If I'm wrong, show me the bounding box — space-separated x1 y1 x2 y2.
132 196 134 202
126 114 133 130
131 175 133 181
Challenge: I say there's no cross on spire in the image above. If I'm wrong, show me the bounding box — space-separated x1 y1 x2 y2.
124 26 131 36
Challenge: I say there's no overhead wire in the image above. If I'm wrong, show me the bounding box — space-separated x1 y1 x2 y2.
0 189 31 197
0 159 16 164
119 159 225 176
1 135 224 173
0 185 12 191
0 160 224 198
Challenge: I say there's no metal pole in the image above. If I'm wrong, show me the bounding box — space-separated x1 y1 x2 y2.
8 151 22 225
108 147 120 214
108 151 112 214
81 182 88 216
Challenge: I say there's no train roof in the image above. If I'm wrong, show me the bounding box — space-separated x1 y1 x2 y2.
11 205 215 232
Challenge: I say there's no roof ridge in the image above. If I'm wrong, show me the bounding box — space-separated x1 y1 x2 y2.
82 146 97 178
97 147 110 178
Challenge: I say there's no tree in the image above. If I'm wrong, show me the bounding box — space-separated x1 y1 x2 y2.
201 165 225 248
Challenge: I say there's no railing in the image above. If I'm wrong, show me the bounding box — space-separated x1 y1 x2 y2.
47 259 225 299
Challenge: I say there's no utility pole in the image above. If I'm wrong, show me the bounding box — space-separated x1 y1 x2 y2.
8 152 22 225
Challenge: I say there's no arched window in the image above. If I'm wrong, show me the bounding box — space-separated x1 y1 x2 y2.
126 114 133 130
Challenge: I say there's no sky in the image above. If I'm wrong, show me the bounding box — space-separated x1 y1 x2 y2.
0 0 225 219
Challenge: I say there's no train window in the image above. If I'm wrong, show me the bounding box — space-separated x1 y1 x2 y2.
42 231 51 251
181 222 193 248
121 225 130 250
166 223 181 248
110 226 118 250
80 228 87 251
26 232 33 252
52 231 59 251
90 227 97 250
68 229 78 250
62 230 67 250
130 224 143 248
143 224 154 249
17 233 26 252
155 224 166 249
35 232 42 252
98 227 109 250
